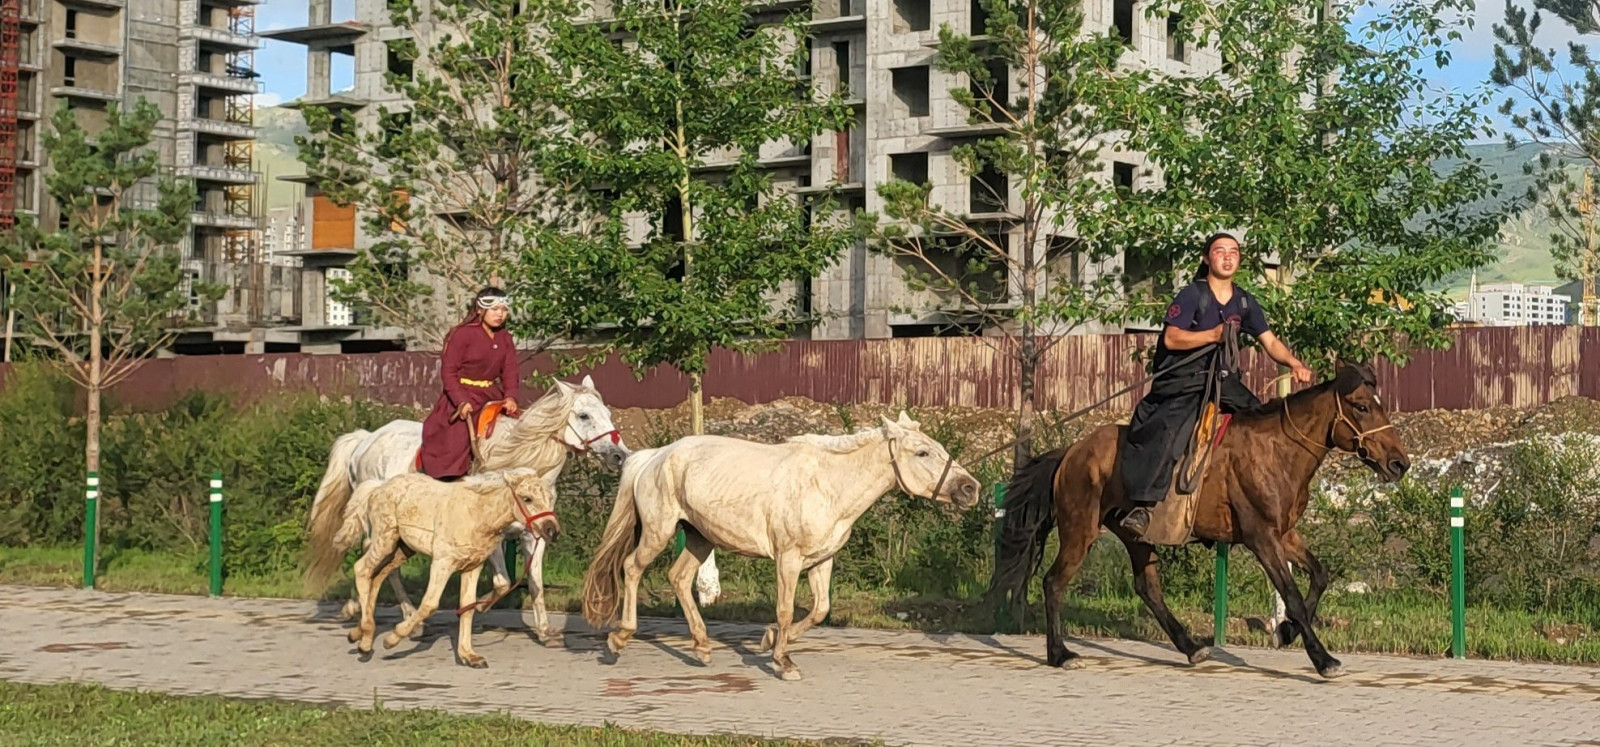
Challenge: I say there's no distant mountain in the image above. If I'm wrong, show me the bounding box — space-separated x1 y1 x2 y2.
1433 142 1588 297
252 105 307 211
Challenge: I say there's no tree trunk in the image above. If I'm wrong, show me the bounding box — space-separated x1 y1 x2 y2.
87 240 104 573
1015 333 1037 472
3 281 14 363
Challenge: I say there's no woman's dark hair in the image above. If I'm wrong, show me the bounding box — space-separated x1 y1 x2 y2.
1191 232 1242 282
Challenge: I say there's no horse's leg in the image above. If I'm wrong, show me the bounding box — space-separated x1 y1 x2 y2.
607 521 675 656
667 531 714 665
385 555 453 648
769 552 805 681
350 538 405 654
1118 535 1211 664
1043 509 1099 669
1243 534 1343 678
524 534 562 647
451 564 488 668
1275 532 1326 647
767 557 833 648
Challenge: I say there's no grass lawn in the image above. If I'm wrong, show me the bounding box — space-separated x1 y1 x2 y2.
2 544 1596 664
0 680 855 746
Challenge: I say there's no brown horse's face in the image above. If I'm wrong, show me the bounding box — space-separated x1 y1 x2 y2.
1331 369 1410 482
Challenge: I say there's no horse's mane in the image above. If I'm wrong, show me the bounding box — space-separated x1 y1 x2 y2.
1230 365 1377 428
788 426 887 453
503 382 581 446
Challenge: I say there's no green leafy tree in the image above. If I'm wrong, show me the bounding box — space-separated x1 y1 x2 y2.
0 100 213 570
1492 0 1600 325
538 0 855 433
858 0 1135 467
297 0 606 350
1101 0 1506 367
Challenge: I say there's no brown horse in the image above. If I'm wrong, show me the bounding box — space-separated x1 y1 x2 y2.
989 362 1410 679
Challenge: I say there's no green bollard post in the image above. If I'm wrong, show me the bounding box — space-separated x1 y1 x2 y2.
1450 487 1466 659
1213 542 1229 647
209 472 224 597
992 483 1014 633
83 471 99 590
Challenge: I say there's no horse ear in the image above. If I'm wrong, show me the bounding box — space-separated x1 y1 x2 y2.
897 410 913 426
581 374 595 389
881 414 905 436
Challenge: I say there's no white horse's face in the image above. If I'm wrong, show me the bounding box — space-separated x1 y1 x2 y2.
502 467 561 542
882 411 980 509
560 376 630 470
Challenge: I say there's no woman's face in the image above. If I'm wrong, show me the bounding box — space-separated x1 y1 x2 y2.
483 304 509 328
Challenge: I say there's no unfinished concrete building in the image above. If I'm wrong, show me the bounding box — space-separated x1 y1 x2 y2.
0 0 306 356
264 0 1269 349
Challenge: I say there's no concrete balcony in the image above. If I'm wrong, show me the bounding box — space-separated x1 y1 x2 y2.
180 117 257 140
191 211 257 230
59 0 122 10
50 84 120 103
181 24 260 51
53 37 123 59
180 71 262 95
178 164 257 185
260 22 367 55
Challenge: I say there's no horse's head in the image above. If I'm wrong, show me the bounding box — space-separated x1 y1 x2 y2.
881 411 981 509
501 467 561 543
1329 361 1409 482
556 375 630 471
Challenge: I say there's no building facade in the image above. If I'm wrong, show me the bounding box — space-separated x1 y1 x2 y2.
0 0 322 354
1455 277 1572 327
264 0 1267 350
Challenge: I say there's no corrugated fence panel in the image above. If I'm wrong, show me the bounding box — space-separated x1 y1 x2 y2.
2 326 1596 414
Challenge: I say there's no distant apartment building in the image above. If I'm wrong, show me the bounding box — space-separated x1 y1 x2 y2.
1454 277 1572 327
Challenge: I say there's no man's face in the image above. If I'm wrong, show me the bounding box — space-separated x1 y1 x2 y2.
1207 239 1241 280
483 304 509 329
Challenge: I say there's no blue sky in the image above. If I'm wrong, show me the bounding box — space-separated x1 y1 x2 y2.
252 0 1579 140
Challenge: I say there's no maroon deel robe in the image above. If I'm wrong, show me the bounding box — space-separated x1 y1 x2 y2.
419 321 521 479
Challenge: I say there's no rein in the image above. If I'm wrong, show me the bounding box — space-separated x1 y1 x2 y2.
1281 383 1395 461
452 478 557 618
552 424 622 454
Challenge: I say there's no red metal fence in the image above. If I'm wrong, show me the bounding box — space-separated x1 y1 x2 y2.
2 325 1596 414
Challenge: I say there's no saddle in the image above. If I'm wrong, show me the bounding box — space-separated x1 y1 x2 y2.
413 401 519 471
1140 401 1232 546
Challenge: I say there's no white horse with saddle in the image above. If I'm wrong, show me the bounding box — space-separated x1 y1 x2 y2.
582 411 980 681
303 374 629 645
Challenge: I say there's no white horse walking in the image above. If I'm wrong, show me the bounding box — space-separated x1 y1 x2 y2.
303 375 629 645
581 411 981 681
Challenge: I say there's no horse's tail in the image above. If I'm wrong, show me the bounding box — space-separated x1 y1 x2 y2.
986 447 1067 610
301 430 368 595
581 452 649 629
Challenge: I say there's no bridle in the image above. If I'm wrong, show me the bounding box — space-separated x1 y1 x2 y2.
1282 388 1394 463
887 433 956 500
551 421 622 455
452 477 555 617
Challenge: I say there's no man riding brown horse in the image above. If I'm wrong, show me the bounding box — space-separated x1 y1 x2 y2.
1117 233 1314 537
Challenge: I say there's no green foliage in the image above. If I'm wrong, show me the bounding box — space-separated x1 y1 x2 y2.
532 0 857 376
0 99 216 382
1492 0 1600 323
297 0 605 351
1099 0 1506 369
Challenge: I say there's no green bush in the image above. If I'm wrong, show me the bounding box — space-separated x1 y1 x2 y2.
2 361 1595 625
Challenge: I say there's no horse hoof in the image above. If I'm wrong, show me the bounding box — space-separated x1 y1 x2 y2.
694 648 713 666
606 632 629 655
338 602 359 622
463 655 488 669
779 668 803 681
1188 646 1213 666
358 640 373 655
382 632 402 649
347 628 362 643
758 626 777 653
540 633 565 649
1275 621 1298 648
1318 661 1346 679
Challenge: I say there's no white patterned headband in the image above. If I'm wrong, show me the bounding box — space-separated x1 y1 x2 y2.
476 295 511 310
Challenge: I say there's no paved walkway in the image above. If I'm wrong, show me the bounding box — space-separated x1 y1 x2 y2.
1 585 1597 746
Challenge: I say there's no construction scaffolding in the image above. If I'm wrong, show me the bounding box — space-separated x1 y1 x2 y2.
0 0 20 232
222 2 263 321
